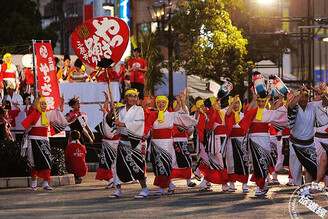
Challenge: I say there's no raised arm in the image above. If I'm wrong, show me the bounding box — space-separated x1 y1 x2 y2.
226 95 239 116
247 93 257 112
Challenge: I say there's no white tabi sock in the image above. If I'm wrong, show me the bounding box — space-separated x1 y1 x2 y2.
187 179 192 185
242 183 248 190
31 180 36 188
115 189 122 196
141 187 149 196
42 181 49 188
169 182 175 190
199 180 207 188
229 182 235 188
108 178 113 184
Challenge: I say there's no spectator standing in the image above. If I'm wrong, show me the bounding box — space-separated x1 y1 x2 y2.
128 48 147 103
69 59 90 83
3 84 23 105
57 55 75 83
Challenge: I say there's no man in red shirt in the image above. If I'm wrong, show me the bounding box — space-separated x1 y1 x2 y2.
65 130 88 184
128 48 147 103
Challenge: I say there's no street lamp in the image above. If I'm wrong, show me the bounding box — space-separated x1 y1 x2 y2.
148 0 174 101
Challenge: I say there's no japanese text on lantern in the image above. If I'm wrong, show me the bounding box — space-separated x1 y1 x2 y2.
77 17 124 65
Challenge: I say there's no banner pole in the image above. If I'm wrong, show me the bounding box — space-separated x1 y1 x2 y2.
32 39 38 98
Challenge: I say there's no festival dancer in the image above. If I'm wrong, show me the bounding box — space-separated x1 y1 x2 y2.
225 95 249 193
312 85 328 190
170 95 197 188
145 93 197 196
21 93 67 191
239 93 288 196
65 96 95 145
199 96 230 192
95 92 121 189
287 85 320 199
108 89 149 199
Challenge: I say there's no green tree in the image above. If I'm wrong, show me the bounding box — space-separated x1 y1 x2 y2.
171 0 252 97
139 31 165 96
0 0 58 54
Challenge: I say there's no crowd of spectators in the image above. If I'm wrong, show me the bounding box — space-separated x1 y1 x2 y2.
0 52 138 141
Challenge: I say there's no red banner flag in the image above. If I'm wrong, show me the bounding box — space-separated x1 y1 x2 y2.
70 16 130 68
34 42 61 111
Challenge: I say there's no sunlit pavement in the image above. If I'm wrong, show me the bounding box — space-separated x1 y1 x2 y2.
0 172 314 218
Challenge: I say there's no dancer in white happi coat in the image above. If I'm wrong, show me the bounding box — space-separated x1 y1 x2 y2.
95 92 122 189
170 96 196 188
240 93 288 196
108 89 149 199
225 95 249 193
145 95 197 196
312 87 328 189
21 94 67 191
287 86 322 198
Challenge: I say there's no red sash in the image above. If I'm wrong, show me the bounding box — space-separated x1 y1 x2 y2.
152 128 172 139
249 122 269 134
29 127 48 137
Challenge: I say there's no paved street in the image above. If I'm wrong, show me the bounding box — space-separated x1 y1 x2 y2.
0 171 316 218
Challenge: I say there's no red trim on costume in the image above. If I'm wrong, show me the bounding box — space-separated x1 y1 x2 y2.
282 128 291 136
152 128 172 139
22 109 41 131
196 114 206 142
214 125 226 135
250 174 265 189
228 173 249 183
204 168 229 185
269 124 278 135
95 168 113 181
172 126 188 138
3 72 15 78
199 162 209 176
288 169 292 178
170 168 192 179
30 168 51 182
29 127 48 137
153 175 171 188
269 166 275 174
230 128 244 137
249 122 269 134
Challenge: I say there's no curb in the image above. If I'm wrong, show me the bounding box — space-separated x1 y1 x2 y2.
0 174 75 189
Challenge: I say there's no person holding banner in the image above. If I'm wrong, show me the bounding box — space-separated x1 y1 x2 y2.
107 89 149 199
21 93 67 191
0 53 19 95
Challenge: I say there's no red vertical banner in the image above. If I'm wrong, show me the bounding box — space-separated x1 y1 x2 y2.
34 42 61 111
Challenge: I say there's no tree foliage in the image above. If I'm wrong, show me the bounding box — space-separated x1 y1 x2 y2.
171 0 252 96
0 0 58 54
139 31 165 95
